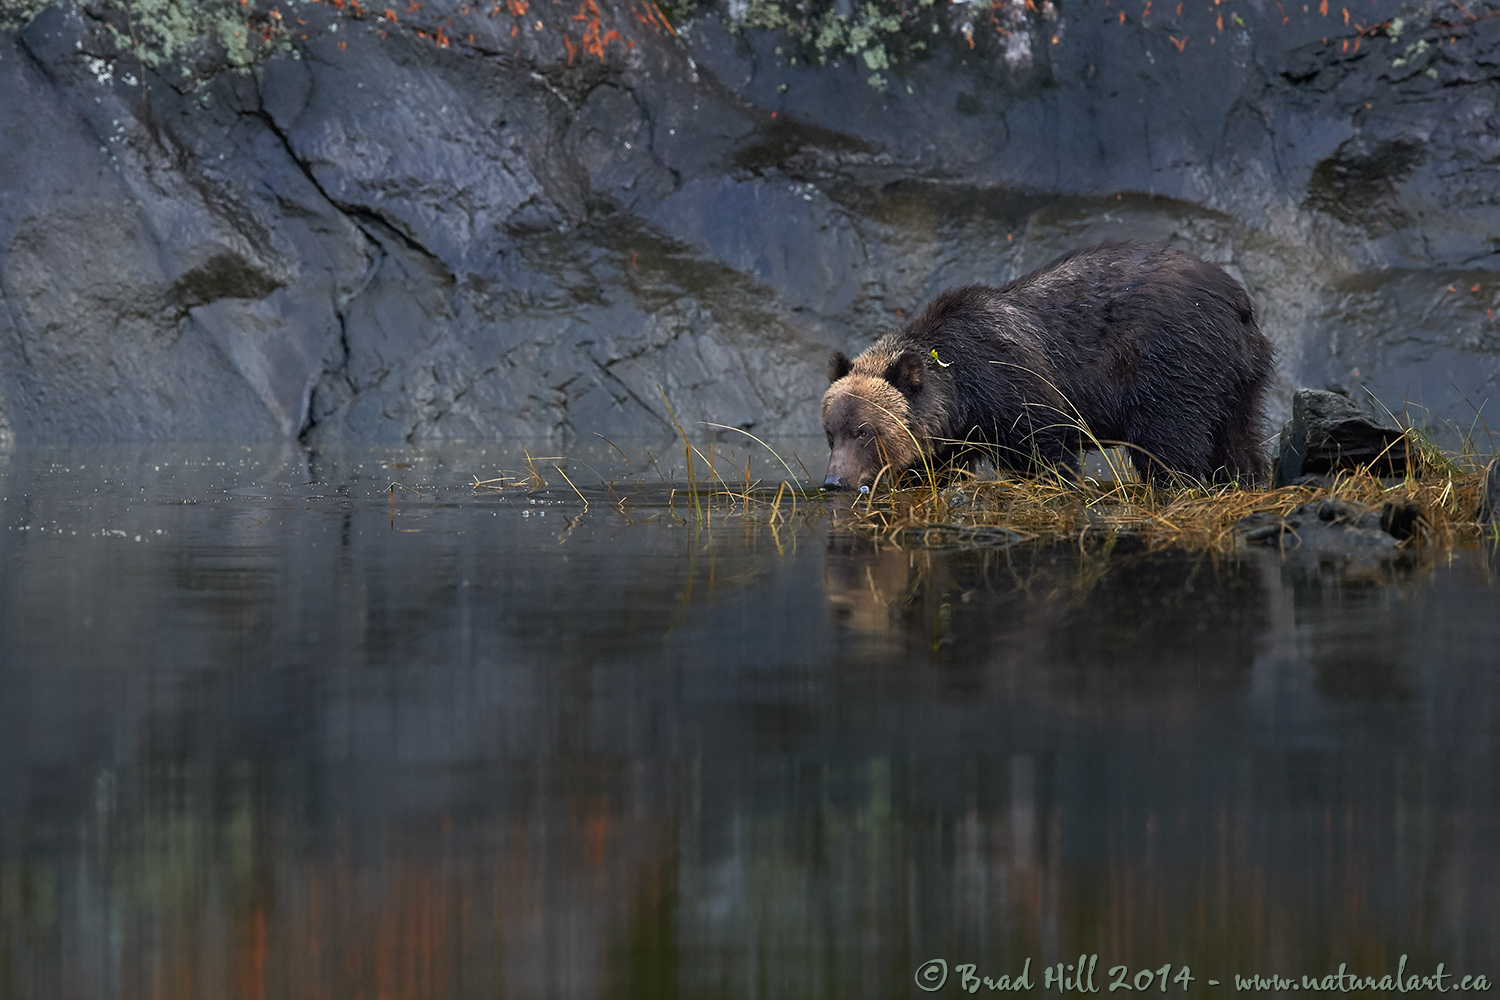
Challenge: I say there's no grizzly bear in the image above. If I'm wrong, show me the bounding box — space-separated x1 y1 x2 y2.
821 242 1274 490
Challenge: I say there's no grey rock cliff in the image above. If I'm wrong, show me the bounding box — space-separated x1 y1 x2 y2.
1 0 1498 444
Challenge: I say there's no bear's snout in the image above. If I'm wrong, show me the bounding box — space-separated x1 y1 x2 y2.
822 446 865 491
822 460 853 491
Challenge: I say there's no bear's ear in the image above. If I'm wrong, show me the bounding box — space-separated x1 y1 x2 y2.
827 351 853 383
882 351 924 398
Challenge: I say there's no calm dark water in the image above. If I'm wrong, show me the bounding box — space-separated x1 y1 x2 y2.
0 442 1496 999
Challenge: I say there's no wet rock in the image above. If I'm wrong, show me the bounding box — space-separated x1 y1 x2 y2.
1379 498 1425 542
3 1 1500 443
940 487 970 509
1272 390 1410 486
1235 497 1425 552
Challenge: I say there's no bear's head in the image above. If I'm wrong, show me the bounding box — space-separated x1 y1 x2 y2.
820 348 926 491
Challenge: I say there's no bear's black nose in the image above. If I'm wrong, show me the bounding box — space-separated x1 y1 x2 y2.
822 474 846 491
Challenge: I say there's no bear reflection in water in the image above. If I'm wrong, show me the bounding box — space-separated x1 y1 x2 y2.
821 532 1270 701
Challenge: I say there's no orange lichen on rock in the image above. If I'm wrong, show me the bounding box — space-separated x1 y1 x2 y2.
570 0 622 60
631 0 673 34
651 0 675 33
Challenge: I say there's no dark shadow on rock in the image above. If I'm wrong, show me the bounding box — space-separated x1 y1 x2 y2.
1303 135 1426 231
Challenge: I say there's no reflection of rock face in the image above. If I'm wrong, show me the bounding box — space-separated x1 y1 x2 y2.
2 0 1500 441
822 532 1271 705
3 445 1500 992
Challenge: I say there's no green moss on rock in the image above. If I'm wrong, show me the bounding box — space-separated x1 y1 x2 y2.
4 0 296 82
728 0 1053 85
0 0 52 29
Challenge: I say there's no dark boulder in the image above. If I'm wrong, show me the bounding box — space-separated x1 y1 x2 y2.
1272 389 1411 486
1235 496 1426 552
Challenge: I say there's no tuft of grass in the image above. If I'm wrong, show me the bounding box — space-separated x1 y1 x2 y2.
659 389 704 522
471 383 1497 556
832 384 1497 552
840 450 1490 554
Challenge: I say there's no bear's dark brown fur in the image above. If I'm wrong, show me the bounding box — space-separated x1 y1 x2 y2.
821 241 1275 489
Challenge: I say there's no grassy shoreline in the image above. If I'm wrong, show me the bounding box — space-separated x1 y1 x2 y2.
469 425 1495 553
835 465 1487 552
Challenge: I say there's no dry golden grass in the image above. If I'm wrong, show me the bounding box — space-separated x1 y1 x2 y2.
471 417 1494 553
840 455 1489 553
820 383 1500 550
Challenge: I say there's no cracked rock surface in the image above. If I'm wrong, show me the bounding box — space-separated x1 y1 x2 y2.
1 0 1498 445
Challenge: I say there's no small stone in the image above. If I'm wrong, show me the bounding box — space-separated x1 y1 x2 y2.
1310 498 1366 524
942 487 970 508
1379 498 1424 540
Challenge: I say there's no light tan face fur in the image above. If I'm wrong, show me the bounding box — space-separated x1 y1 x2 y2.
821 373 921 489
